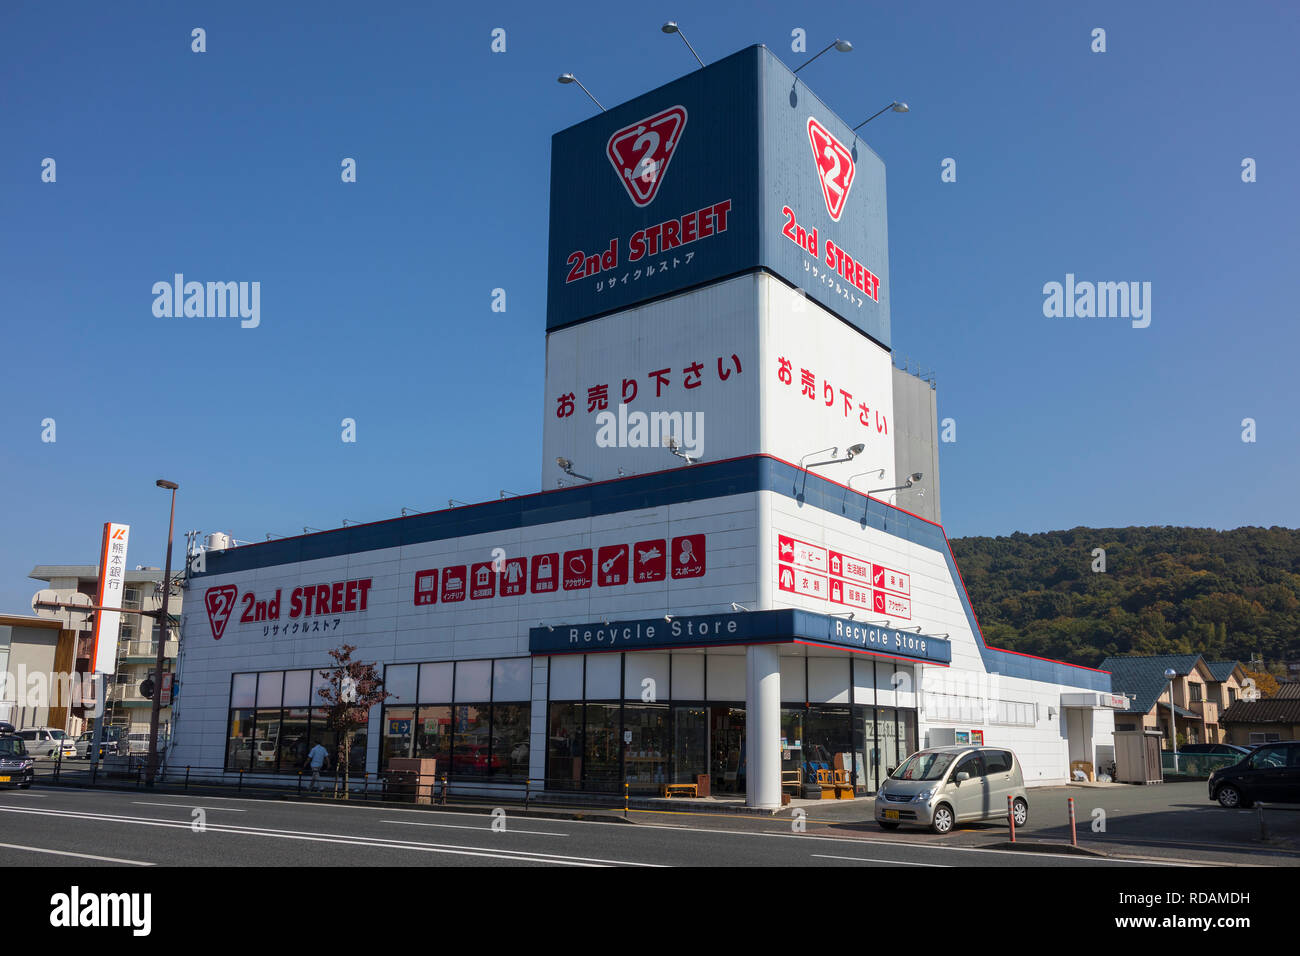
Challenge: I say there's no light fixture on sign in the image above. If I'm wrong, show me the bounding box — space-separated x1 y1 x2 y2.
661 21 705 68
867 473 922 496
792 38 852 74
852 101 909 132
556 457 592 482
729 602 751 612
806 443 866 469
665 435 698 464
798 446 837 469
556 73 606 112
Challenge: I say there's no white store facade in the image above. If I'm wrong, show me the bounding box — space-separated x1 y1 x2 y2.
171 46 1118 807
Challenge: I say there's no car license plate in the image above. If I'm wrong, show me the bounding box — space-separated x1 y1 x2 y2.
0 776 10 782
883 809 899 819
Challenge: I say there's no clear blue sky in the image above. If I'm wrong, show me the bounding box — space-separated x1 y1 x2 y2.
2 0 1297 612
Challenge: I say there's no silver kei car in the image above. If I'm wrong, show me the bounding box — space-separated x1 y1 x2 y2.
875 746 1029 834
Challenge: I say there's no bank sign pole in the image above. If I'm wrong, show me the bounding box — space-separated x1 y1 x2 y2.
88 522 130 776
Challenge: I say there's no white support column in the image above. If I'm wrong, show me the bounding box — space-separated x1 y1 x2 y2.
745 644 781 809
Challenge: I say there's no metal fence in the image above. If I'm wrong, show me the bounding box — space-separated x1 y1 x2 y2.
1160 752 1240 778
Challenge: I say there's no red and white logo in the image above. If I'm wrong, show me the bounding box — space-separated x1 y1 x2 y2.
204 585 237 640
807 117 855 221
607 106 687 207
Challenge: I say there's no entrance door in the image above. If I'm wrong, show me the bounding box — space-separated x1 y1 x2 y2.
709 707 745 794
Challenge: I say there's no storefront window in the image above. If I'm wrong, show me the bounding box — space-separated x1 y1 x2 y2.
279 707 310 772
584 702 622 792
806 706 852 787
383 706 415 765
780 708 805 788
253 709 282 772
673 705 707 784
710 706 745 794
452 704 492 777
492 703 530 780
623 704 669 792
310 707 340 772
547 702 583 791
226 708 254 770
415 704 452 769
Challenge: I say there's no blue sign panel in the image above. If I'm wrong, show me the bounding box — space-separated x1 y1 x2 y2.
529 609 949 664
546 45 891 347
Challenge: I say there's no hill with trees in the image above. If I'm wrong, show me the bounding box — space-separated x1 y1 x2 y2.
947 526 1300 671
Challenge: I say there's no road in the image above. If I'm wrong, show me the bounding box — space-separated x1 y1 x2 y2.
0 785 1177 868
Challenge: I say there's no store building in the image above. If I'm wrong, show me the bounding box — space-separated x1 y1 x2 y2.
173 45 1119 807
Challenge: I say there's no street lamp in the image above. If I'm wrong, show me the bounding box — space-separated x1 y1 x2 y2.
1164 667 1179 775
145 479 178 787
557 73 605 112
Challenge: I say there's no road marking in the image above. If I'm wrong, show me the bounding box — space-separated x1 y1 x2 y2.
0 840 153 866
811 853 948 867
133 802 247 812
0 806 658 867
381 819 566 836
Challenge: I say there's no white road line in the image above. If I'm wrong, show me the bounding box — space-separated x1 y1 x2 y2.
133 802 247 812
25 791 1205 865
381 820 567 837
811 853 948 867
0 806 658 867
0 840 153 866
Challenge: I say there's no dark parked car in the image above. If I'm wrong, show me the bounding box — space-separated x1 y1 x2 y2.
1181 743 1250 756
0 735 35 788
1208 741 1300 808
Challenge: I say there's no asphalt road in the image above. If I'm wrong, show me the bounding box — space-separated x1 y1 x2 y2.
0 785 1175 868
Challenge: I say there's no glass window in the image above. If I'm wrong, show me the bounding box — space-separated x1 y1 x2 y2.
382 707 415 766
386 664 418 704
892 750 956 781
585 654 621 699
492 703 531 780
309 707 340 772
781 707 806 786
226 708 254 770
455 660 492 702
279 708 310 771
953 753 985 778
899 709 917 763
452 704 492 777
583 702 622 791
546 702 583 791
256 672 283 709
1189 684 1203 702
414 705 451 769
253 709 282 772
806 706 852 785
983 750 1013 774
283 670 312 707
311 667 333 706
623 704 669 792
549 656 583 699
418 662 453 703
231 673 256 709
493 658 531 701
673 705 707 784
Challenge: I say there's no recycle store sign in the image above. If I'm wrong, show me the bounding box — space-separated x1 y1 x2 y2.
530 609 949 663
546 44 891 347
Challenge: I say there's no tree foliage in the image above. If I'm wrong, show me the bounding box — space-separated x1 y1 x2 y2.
316 644 391 798
948 526 1300 670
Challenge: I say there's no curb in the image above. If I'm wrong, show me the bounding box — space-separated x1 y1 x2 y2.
980 840 1109 858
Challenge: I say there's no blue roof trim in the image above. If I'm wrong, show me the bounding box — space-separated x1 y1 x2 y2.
193 453 1106 689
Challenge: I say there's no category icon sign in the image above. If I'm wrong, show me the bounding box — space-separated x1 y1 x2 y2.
204 585 237 640
607 106 688 207
807 117 855 221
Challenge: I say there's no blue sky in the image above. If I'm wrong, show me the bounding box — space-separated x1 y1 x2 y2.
1 0 1297 612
